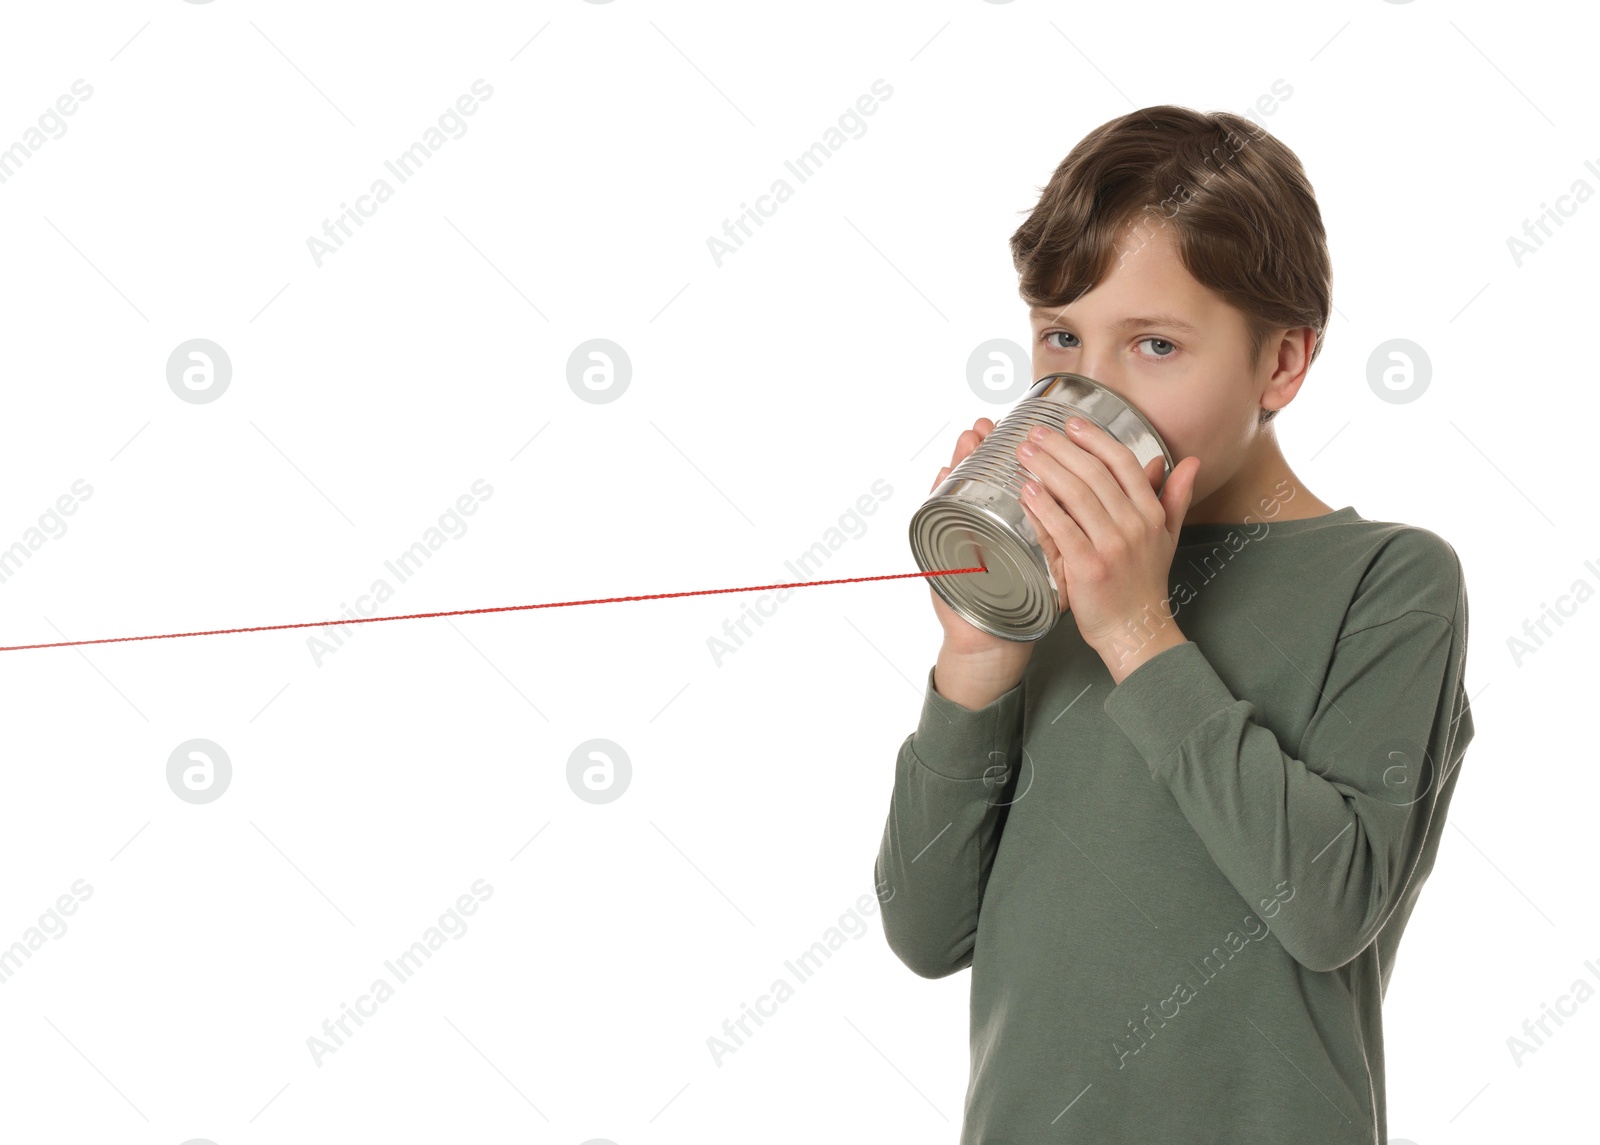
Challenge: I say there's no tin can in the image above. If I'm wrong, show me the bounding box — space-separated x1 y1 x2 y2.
908 372 1175 642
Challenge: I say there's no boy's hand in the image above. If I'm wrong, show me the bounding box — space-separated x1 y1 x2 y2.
927 419 1035 671
1014 416 1201 681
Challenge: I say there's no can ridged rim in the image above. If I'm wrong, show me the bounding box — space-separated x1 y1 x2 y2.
1028 372 1175 471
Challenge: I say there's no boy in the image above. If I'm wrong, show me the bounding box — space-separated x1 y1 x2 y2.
874 105 1474 1143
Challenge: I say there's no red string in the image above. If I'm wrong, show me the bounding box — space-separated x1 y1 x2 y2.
0 564 988 653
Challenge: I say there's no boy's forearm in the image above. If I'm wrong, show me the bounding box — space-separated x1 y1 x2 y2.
933 644 1030 710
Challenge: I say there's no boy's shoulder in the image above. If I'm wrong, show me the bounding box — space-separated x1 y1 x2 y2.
1333 512 1467 634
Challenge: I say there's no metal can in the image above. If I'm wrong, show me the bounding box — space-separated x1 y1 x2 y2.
908 372 1175 642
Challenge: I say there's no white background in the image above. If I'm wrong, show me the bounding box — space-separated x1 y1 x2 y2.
0 2 1594 1142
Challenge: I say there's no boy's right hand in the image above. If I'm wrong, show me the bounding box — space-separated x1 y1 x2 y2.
926 419 1036 681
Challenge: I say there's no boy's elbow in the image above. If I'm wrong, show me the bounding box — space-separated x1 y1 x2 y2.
1274 918 1369 974
1277 836 1407 973
882 931 971 979
872 856 976 979
1283 940 1355 974
878 907 974 979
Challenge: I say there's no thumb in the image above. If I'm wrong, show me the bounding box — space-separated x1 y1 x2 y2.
1159 456 1201 537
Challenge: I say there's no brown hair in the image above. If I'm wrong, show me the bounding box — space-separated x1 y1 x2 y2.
1010 105 1331 424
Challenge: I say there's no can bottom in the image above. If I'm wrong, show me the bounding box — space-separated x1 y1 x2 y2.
909 500 1060 642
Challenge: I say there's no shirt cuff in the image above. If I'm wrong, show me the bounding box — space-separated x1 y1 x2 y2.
908 666 1026 781
1102 640 1239 778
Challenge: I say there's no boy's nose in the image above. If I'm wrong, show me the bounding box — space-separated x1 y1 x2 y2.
1075 358 1127 396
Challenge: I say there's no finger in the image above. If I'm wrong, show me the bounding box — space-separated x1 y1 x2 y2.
939 419 1001 490
1020 493 1071 612
1059 417 1166 528
1018 469 1093 575
955 420 997 466
1020 494 1060 564
930 464 950 494
1016 428 1123 550
1158 455 1202 539
949 428 978 469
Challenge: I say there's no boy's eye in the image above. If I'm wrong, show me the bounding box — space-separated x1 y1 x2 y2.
1041 331 1178 359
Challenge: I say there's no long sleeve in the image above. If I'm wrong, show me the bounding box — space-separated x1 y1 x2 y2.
1102 607 1473 974
874 666 1026 979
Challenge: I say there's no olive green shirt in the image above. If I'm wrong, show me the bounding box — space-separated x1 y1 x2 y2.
874 505 1474 1143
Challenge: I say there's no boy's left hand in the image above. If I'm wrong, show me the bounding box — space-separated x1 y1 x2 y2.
1015 416 1202 674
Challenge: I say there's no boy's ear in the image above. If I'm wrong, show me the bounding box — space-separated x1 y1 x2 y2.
1262 325 1316 402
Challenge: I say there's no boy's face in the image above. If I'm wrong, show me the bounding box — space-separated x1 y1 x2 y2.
1026 217 1287 512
